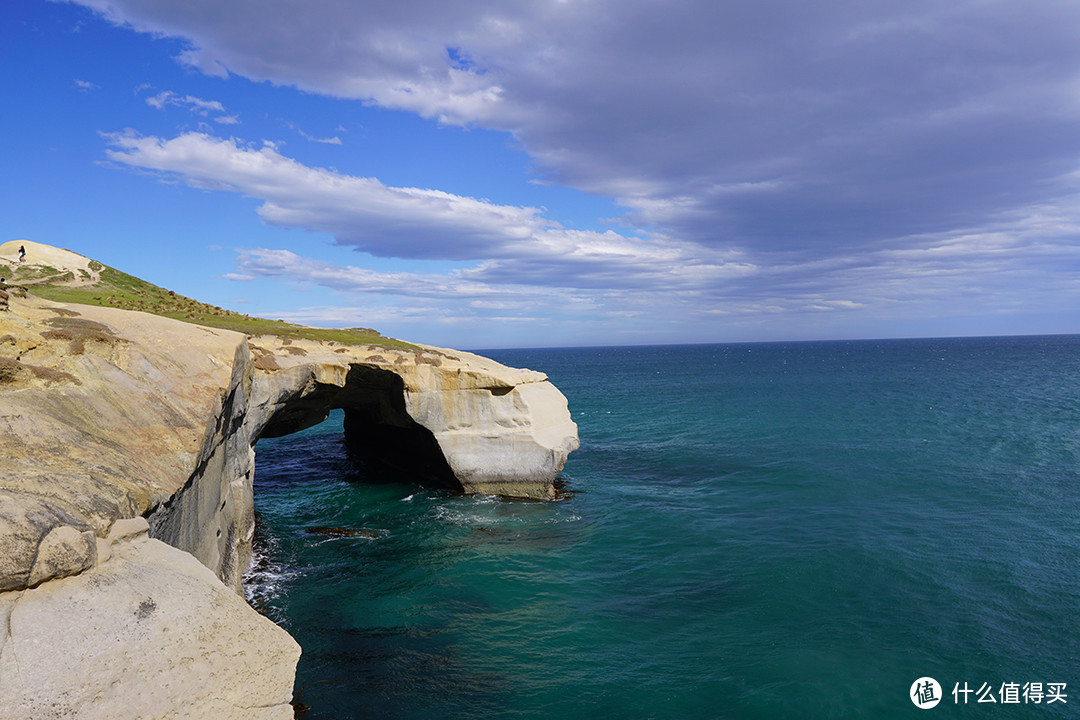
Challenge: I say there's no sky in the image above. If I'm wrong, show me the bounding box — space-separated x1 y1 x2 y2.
4 0 1080 348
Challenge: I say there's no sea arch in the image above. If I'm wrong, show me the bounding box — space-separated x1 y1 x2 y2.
148 340 579 591
257 363 460 491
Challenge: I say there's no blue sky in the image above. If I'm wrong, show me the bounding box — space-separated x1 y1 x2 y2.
4 0 1080 348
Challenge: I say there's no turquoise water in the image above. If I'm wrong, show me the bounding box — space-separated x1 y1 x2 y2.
248 337 1080 718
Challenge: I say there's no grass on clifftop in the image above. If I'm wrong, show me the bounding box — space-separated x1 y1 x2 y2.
3 260 416 350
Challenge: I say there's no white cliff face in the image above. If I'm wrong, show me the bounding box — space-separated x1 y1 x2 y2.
0 291 579 717
399 347 580 499
0 299 244 592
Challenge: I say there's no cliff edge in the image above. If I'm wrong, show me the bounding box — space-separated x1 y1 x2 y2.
0 244 579 718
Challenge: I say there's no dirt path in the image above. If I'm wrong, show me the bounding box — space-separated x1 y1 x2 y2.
0 240 102 287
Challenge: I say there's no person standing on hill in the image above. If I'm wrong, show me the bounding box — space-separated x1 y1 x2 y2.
18 245 26 263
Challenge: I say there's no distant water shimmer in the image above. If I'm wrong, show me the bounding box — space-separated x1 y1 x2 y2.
247 337 1080 719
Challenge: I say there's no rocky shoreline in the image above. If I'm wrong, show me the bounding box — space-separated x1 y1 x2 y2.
0 285 578 718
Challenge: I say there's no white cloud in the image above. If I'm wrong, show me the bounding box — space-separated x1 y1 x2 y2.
145 90 221 114
74 79 97 92
303 133 341 145
287 123 342 145
144 89 238 124
103 130 549 259
101 130 756 291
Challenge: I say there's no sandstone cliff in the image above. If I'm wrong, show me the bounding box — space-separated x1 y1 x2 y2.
0 260 578 718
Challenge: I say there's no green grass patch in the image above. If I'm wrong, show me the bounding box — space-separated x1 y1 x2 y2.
25 265 417 350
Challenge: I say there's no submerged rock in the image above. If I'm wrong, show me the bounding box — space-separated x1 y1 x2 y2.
304 526 382 539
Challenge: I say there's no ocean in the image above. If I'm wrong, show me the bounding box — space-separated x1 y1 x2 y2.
245 337 1080 719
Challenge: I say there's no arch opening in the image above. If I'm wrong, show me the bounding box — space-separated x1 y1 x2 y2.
258 364 461 491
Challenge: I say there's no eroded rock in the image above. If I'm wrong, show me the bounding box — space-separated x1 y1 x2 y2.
0 534 300 720
27 525 97 587
0 277 578 716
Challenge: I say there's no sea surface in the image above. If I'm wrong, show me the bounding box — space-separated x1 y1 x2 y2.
246 337 1080 719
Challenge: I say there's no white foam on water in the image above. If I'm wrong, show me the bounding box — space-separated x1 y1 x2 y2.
242 543 299 619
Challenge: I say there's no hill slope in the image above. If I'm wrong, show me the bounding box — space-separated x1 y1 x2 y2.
0 240 413 349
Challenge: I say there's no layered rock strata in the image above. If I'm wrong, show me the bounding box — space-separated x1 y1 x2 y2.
0 290 578 718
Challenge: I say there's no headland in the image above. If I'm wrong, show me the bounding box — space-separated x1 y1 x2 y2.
0 241 579 719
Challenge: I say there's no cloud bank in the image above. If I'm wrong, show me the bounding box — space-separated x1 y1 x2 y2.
103 128 1080 340
72 0 1080 249
104 130 755 287
72 0 1080 340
